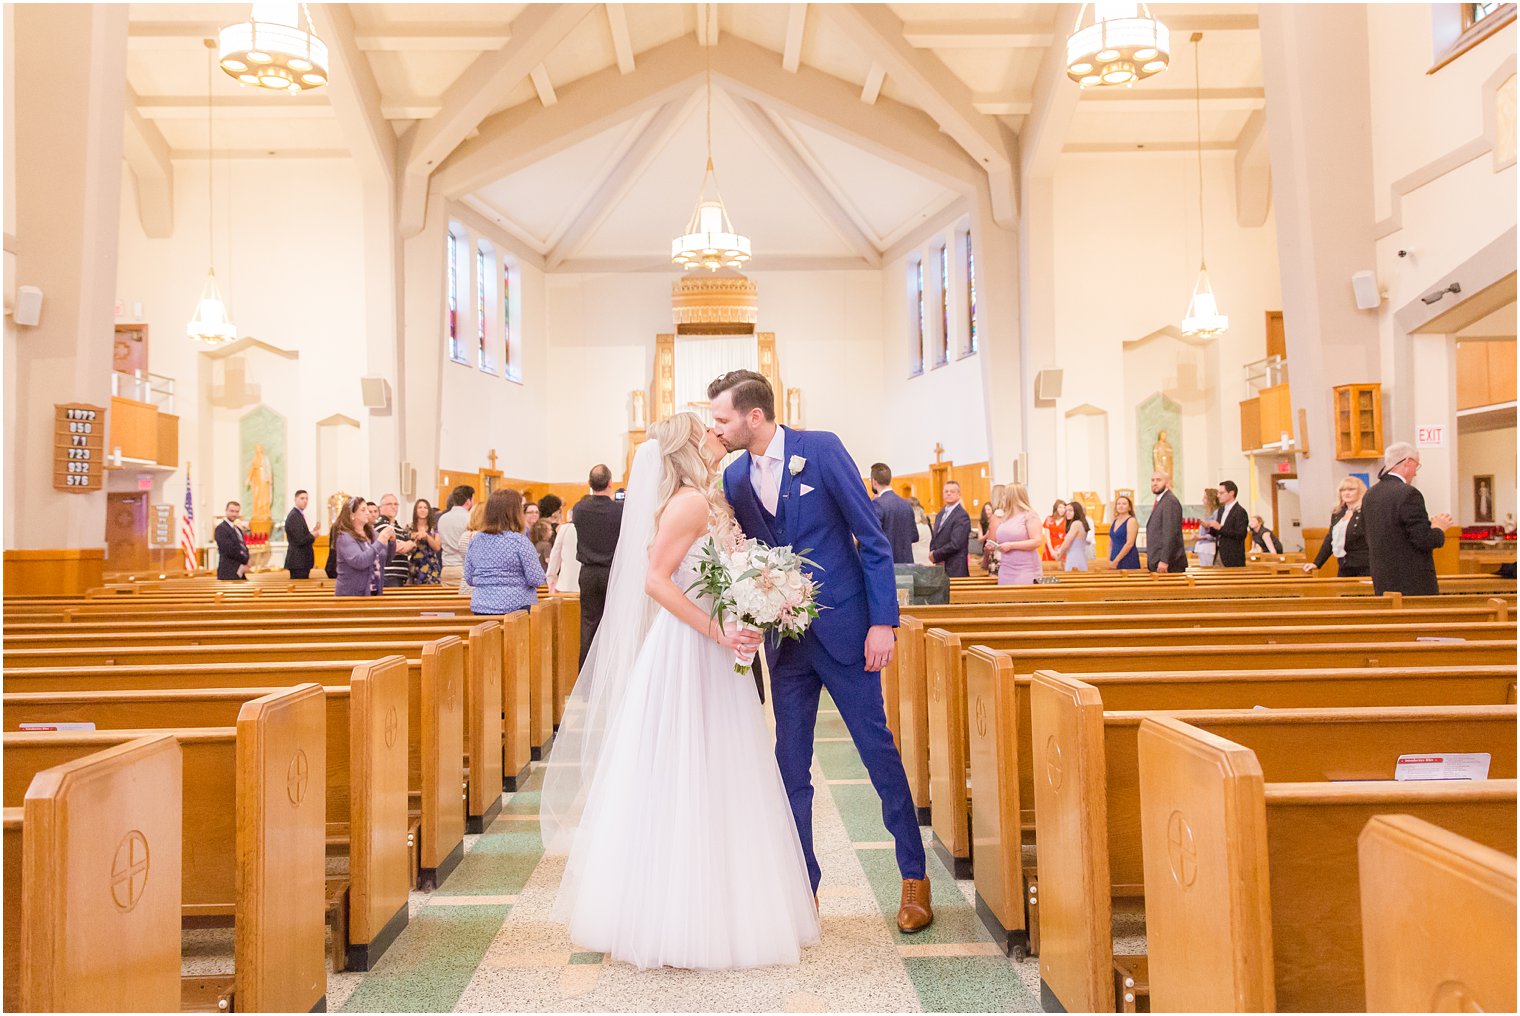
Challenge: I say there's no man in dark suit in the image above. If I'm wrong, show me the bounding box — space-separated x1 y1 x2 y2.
869 463 919 565
215 500 250 581
283 489 316 580
1361 442 1453 596
573 464 624 668
1145 471 1187 572
928 481 971 577
1204 480 1250 567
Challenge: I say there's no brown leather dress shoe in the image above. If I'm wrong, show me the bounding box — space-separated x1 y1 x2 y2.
897 877 933 933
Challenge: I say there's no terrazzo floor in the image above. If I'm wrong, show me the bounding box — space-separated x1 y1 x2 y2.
314 696 1049 1012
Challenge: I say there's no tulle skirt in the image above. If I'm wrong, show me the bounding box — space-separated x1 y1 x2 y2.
550 609 821 970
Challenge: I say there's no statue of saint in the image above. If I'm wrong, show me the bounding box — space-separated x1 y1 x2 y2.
246 444 274 527
630 390 648 431
1152 430 1175 481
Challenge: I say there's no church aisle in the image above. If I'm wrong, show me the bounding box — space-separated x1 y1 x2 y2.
328 699 1040 1013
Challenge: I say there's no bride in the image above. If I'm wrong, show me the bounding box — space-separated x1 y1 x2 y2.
540 412 820 970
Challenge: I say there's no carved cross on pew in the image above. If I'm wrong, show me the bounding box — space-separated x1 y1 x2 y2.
933 442 945 464
487 449 498 471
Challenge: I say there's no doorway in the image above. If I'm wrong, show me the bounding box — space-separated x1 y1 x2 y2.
106 493 150 573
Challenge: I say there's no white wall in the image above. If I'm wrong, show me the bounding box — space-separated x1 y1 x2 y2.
116 157 369 537
544 269 890 481
1050 151 1283 513
1457 425 1517 525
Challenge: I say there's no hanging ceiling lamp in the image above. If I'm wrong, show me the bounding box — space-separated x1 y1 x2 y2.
188 40 237 348
1181 33 1228 338
1067 2 1170 88
671 6 750 272
218 2 328 94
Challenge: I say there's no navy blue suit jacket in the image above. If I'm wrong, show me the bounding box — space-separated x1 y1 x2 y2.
723 427 900 667
872 490 919 565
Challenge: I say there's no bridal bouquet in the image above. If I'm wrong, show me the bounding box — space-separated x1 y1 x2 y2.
687 536 822 673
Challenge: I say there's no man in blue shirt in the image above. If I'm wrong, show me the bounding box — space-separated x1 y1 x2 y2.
870 463 919 565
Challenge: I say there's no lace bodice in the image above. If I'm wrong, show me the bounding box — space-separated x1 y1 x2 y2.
672 531 715 596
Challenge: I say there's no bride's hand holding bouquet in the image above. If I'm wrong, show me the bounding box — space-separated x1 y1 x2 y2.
688 536 822 674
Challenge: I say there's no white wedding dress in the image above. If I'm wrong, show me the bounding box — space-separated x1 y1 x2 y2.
545 523 820 970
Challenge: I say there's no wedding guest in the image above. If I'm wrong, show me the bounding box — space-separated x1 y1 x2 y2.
910 498 933 566
546 512 580 594
1202 480 1250 567
1055 500 1092 571
574 464 624 666
530 520 554 568
1363 442 1452 595
409 499 443 585
377 492 417 588
523 501 542 536
1042 499 1067 562
283 490 316 580
463 489 547 616
457 498 489 594
980 484 1006 574
991 483 1043 585
539 494 564 540
1304 476 1370 577
215 501 249 580
927 481 971 577
869 463 918 565
334 496 394 597
1251 515 1285 554
438 485 474 587
1108 494 1141 570
1195 487 1221 567
1145 470 1187 573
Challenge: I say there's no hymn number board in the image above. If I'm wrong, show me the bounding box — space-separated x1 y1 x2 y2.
53 403 105 492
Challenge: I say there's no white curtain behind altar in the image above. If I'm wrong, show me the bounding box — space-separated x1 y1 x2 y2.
674 335 758 424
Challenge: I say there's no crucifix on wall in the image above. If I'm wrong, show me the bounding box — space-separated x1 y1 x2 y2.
487 449 498 471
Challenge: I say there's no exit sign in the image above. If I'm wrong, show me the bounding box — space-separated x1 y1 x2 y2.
1275 461 1292 474
1417 425 1445 448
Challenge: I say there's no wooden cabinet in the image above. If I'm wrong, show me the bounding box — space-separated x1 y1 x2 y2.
1333 383 1383 460
1259 384 1293 447
1457 340 1517 410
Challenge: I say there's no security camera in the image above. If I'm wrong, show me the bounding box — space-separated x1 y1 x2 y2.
1396 250 1410 259
1420 282 1461 305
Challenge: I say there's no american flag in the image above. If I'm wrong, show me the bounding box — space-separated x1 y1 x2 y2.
179 466 197 573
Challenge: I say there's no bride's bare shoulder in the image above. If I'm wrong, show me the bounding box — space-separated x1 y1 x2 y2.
660 487 708 525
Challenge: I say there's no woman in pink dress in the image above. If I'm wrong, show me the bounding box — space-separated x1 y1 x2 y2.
993 483 1045 585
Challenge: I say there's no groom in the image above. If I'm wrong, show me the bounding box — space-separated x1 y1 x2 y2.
709 370 933 934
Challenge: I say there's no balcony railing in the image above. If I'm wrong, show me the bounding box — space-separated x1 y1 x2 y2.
111 370 175 414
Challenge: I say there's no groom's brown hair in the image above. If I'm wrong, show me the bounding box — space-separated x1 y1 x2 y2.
707 369 775 421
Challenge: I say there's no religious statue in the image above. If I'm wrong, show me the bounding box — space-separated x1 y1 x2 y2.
786 387 803 427
630 389 648 431
246 443 273 529
1151 430 1175 481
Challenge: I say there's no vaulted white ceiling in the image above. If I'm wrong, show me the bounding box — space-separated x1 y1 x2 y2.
122 3 1267 260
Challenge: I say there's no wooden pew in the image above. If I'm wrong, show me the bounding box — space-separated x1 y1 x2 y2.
928 628 1515 878
1359 815 1516 1013
1136 716 1517 1012
4 646 468 890
5 656 412 971
965 653 1518 960
4 633 503 831
891 595 1515 815
3 685 328 1013
946 575 1515 603
529 601 557 757
554 594 580 727
1028 679 1517 1011
4 735 182 1012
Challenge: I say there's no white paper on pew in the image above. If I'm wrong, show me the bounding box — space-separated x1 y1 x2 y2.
419 611 458 617
1415 635 1467 642
18 722 96 731
1394 753 1491 781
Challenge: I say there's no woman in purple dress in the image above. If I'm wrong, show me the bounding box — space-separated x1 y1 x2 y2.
992 483 1045 585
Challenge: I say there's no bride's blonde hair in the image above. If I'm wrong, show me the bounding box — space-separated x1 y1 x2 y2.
647 412 740 546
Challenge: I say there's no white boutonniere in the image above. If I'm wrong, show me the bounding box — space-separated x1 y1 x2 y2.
788 455 806 477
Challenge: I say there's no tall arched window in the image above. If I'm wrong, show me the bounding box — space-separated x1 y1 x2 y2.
503 262 522 383
475 245 496 373
935 243 950 368
446 228 464 363
964 230 978 357
909 258 926 377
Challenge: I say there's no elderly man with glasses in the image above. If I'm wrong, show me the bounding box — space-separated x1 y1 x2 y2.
1360 441 1454 596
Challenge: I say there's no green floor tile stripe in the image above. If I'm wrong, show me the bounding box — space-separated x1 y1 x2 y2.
903 956 1038 1012
339 905 510 1013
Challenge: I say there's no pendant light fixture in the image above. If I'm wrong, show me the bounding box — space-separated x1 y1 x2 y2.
218 3 328 94
1067 2 1170 88
1181 32 1228 338
671 5 750 272
188 40 237 348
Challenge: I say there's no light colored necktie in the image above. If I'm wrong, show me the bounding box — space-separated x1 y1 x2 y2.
758 457 779 515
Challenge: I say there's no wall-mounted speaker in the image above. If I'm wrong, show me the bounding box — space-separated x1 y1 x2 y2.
1035 368 1064 401
400 462 416 499
12 285 41 327
360 376 391 411
1351 270 1382 310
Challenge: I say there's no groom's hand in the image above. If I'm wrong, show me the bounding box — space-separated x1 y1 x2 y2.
864 625 894 672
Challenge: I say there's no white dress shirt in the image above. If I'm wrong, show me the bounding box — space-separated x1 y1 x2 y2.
749 426 787 516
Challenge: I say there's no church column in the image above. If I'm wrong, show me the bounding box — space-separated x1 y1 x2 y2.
399 194 450 502
1259 4 1384 512
362 171 404 499
4 4 129 592
1016 174 1059 496
974 174 1026 486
